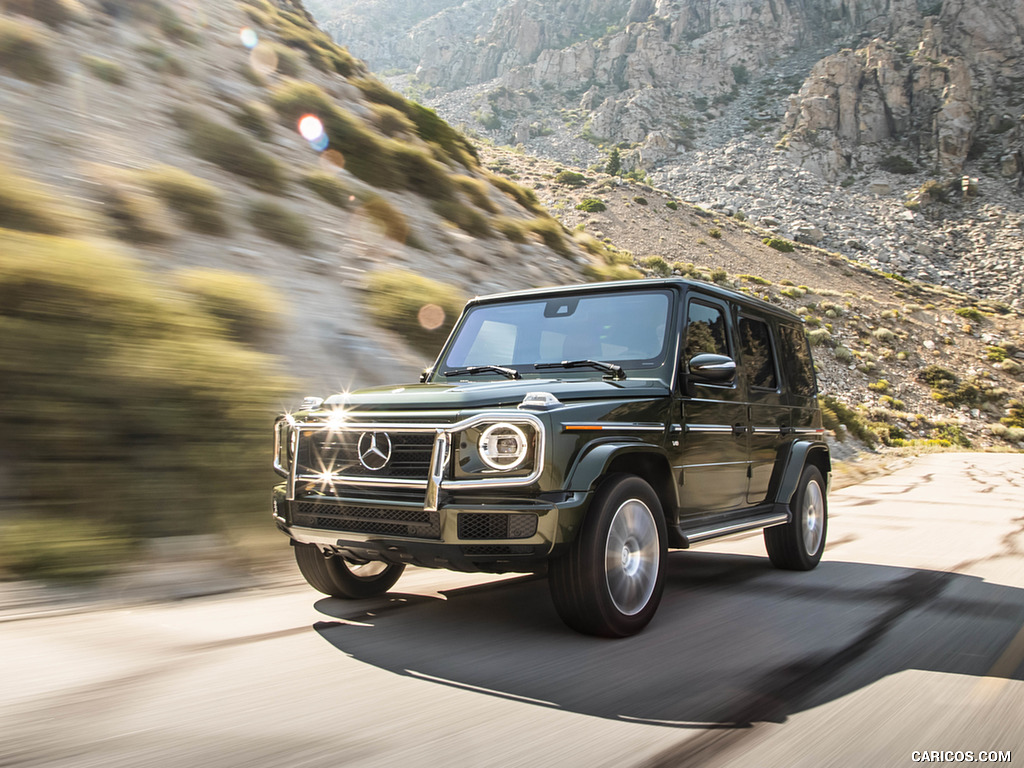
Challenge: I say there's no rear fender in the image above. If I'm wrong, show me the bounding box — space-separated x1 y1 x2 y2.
771 440 831 507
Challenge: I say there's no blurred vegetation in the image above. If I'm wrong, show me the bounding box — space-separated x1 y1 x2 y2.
433 199 491 238
0 230 291 580
82 55 127 85
91 166 174 244
0 161 73 235
0 16 61 83
4 0 80 28
173 108 288 194
302 170 353 208
175 268 282 347
247 198 314 250
361 194 410 243
142 165 229 236
242 0 361 77
365 270 466 358
232 100 275 142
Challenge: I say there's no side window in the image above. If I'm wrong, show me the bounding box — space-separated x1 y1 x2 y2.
779 325 817 396
739 317 778 390
684 301 729 361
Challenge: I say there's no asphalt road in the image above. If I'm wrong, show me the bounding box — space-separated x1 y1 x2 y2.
2 453 1022 768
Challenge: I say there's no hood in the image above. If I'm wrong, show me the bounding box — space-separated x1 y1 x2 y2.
321 377 671 411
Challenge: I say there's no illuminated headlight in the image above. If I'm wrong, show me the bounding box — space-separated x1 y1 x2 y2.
478 423 529 471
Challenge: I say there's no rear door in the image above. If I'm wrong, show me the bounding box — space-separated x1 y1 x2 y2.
675 295 749 515
738 314 787 504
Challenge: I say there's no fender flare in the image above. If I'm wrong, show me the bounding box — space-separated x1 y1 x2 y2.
566 441 675 500
772 440 831 508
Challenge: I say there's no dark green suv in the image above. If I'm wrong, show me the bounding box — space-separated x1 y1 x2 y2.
272 278 830 636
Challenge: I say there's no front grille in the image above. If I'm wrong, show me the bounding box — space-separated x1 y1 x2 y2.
462 545 535 556
296 431 435 480
457 513 538 540
294 502 440 539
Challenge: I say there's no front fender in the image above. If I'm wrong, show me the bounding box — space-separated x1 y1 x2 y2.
566 440 672 494
771 440 831 507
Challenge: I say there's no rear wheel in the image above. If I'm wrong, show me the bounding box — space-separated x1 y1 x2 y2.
293 543 405 599
764 464 827 570
549 474 667 637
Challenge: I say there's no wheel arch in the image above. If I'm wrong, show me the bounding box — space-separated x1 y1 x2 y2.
772 440 831 508
568 443 678 523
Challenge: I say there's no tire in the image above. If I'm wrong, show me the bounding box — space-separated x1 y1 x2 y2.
764 464 827 570
549 474 667 637
293 543 405 599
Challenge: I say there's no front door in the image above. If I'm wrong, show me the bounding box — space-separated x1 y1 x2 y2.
674 296 749 516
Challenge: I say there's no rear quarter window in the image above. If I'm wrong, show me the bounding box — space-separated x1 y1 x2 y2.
779 324 817 396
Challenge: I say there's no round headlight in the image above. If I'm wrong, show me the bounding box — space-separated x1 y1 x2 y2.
478 423 529 471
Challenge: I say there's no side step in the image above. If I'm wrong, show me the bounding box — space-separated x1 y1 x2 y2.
676 509 789 548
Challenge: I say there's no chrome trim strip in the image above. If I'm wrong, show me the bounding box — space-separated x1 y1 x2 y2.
685 424 734 433
273 418 287 477
680 460 749 469
791 428 826 435
751 427 783 435
683 513 789 544
424 430 448 512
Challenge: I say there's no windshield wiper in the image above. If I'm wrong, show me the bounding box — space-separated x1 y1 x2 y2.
442 365 521 380
534 359 626 380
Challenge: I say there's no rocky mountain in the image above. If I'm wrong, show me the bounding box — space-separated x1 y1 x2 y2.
310 0 1024 308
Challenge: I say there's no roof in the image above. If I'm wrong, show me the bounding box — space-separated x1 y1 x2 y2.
468 277 803 323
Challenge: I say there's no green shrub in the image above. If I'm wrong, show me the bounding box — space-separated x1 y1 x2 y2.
807 328 832 347
991 424 1024 443
233 101 274 141
142 165 229 236
833 346 854 362
763 237 795 252
176 268 282 347
555 170 588 187
873 327 897 343
633 196 648 205
868 379 891 393
576 198 607 213
665 201 678 210
302 171 352 208
365 269 465 357
137 42 186 75
1002 400 1024 428
369 102 416 137
954 306 984 322
708 227 722 238
247 199 313 250
919 365 957 387
0 229 291 577
640 255 671 277
361 194 410 243
933 423 971 448
391 140 455 200
919 179 949 202
274 44 303 77
880 395 906 410
819 395 877 445
92 168 173 244
434 199 491 238
781 286 806 299
0 162 72 235
174 109 288 193
529 216 574 258
0 17 61 83
879 154 917 174
82 55 126 84
710 267 728 283
489 174 544 214
452 175 498 214
985 346 1007 362
584 263 644 282
738 274 771 285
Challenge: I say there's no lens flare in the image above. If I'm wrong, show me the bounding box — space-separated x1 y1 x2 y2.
298 114 325 142
418 304 445 331
240 27 258 49
320 149 346 170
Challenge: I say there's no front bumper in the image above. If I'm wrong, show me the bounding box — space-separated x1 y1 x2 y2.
272 485 590 572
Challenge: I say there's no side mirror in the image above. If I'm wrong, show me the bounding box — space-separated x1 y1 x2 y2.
687 353 736 383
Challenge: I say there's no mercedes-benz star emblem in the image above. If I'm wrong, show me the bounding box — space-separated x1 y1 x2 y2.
357 431 392 471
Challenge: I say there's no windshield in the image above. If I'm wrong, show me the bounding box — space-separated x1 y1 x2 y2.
440 290 673 377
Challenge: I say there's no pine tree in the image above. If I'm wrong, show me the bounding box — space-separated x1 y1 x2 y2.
605 147 621 176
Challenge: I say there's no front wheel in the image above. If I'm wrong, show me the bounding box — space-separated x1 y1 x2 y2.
549 474 667 637
764 464 827 570
293 543 405 599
